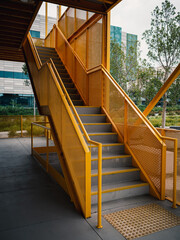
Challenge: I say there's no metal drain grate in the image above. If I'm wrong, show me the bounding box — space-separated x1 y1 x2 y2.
104 203 180 240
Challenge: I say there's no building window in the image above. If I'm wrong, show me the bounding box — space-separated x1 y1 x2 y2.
30 30 40 38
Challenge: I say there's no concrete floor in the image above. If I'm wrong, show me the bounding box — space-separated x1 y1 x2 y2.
0 138 180 240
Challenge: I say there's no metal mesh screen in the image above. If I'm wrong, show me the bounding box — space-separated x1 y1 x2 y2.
75 32 87 66
103 71 163 194
103 75 124 137
157 128 180 204
67 8 75 38
48 66 88 214
58 14 66 36
76 9 87 29
127 105 162 192
88 70 102 106
56 28 88 104
88 19 102 69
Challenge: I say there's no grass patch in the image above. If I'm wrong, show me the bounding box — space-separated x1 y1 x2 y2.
148 115 180 127
0 115 45 137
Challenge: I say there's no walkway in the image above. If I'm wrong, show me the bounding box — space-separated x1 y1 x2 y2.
0 138 179 240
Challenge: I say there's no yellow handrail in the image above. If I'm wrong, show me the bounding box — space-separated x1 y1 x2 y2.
28 32 42 68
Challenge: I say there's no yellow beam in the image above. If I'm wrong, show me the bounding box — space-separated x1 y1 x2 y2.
45 2 48 37
58 5 61 20
143 63 180 117
106 11 110 71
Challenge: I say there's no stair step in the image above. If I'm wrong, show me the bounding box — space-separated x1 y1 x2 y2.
75 106 101 114
91 168 140 186
90 143 125 155
57 69 68 74
69 94 81 100
72 100 84 106
36 46 56 52
79 114 106 123
91 167 139 176
88 132 118 143
61 78 72 84
40 56 60 61
91 155 132 169
91 181 149 204
37 51 58 57
56 65 66 70
64 83 74 88
59 73 70 78
83 123 112 133
67 88 77 94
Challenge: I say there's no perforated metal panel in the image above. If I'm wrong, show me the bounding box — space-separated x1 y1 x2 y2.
88 19 102 69
103 72 163 194
104 203 180 240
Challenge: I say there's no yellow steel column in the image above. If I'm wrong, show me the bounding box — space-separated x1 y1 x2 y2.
106 12 111 71
58 5 61 21
97 143 103 229
74 9 77 31
45 2 48 38
172 139 178 208
65 11 67 37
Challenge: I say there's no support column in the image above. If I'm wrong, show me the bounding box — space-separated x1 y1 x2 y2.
45 2 48 37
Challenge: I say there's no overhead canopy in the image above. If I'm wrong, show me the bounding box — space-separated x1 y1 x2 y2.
46 0 122 14
0 0 121 62
0 0 42 62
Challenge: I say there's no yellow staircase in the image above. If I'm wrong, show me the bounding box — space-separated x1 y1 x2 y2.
23 14 170 219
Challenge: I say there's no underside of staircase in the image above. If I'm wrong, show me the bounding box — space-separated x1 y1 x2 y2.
36 46 150 211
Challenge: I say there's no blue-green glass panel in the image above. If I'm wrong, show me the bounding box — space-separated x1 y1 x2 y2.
30 30 40 38
0 71 29 80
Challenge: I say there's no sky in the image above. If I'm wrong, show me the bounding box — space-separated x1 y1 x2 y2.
38 0 180 61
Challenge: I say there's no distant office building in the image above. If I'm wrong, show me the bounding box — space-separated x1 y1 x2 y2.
110 25 138 84
0 14 57 108
110 25 137 54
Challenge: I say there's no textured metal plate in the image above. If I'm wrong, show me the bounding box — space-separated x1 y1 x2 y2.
104 203 180 240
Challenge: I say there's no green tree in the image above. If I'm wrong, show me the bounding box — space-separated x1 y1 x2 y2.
128 59 163 106
110 39 138 92
22 63 30 86
168 76 180 106
143 0 180 127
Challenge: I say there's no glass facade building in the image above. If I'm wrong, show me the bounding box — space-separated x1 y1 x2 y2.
110 25 137 55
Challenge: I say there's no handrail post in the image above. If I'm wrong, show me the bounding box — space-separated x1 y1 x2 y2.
31 123 33 155
20 115 23 137
161 142 166 200
172 139 177 208
124 99 128 143
97 143 103 229
46 130 49 172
